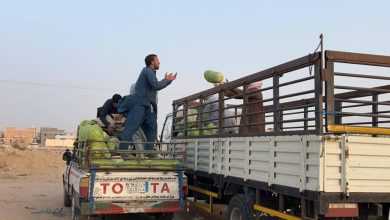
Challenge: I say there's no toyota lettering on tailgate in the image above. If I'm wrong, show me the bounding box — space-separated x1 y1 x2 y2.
93 173 179 201
99 182 171 194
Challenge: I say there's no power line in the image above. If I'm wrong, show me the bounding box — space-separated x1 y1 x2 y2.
0 79 112 91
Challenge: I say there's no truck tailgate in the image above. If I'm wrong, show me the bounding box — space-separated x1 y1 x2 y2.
323 135 390 193
92 172 179 201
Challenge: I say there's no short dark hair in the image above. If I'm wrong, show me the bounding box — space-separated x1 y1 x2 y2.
112 94 122 103
145 54 157 66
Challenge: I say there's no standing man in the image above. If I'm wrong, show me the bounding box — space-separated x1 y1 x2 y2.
119 54 177 151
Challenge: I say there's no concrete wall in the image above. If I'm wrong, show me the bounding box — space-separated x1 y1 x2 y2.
45 139 74 148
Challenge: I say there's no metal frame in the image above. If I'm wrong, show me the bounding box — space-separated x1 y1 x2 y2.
73 140 185 171
172 50 390 139
324 50 390 132
173 49 390 219
188 185 218 214
172 53 322 138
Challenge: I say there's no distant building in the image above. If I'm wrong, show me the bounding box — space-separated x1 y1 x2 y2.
45 134 75 148
0 130 4 144
3 127 37 145
39 127 65 147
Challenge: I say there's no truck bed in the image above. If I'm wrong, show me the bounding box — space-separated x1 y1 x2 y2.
177 135 390 193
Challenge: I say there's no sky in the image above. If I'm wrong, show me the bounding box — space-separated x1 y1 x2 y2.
1 0 390 133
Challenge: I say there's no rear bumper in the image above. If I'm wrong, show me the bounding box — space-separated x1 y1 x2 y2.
80 200 181 215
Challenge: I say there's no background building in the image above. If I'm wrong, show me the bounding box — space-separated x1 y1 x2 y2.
39 127 65 147
0 130 4 144
3 127 37 145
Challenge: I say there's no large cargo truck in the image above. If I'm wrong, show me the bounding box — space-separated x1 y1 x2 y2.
171 50 390 219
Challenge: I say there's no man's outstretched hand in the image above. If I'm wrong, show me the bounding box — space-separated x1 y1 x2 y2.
165 72 177 81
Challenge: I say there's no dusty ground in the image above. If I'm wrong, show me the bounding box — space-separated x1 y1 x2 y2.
0 146 207 220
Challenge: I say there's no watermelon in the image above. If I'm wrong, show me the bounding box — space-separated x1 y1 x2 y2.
77 120 111 160
187 109 198 123
89 141 111 159
79 120 93 127
188 129 200 136
106 137 119 151
204 123 217 135
204 70 224 84
187 109 199 136
78 120 106 142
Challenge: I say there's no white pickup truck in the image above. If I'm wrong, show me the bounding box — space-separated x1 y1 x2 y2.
63 137 186 220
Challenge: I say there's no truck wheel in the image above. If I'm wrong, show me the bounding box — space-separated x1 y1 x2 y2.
63 189 71 207
155 213 174 220
226 194 255 220
71 194 88 220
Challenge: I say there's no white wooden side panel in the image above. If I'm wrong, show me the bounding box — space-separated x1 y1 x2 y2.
305 137 322 191
227 138 248 179
180 135 390 193
346 136 390 193
197 139 213 173
183 140 196 170
180 136 322 192
323 138 343 192
273 136 305 190
250 137 272 183
322 135 390 193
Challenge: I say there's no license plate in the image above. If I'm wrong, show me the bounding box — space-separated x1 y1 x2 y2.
125 182 146 193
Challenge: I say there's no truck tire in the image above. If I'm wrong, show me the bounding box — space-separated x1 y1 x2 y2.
63 189 71 207
155 213 174 220
226 194 255 220
71 194 88 220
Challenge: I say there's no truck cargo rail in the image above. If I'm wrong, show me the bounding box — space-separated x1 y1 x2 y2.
172 50 390 138
73 140 185 171
172 48 390 219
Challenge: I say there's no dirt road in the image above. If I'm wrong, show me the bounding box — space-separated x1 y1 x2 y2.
0 148 206 220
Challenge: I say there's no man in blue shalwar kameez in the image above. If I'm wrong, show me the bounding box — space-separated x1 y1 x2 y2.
119 54 177 151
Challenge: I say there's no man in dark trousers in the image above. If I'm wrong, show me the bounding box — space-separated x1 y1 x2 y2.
62 149 72 165
119 54 177 151
97 93 122 134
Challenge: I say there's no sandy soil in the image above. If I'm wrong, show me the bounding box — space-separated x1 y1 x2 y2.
0 147 206 220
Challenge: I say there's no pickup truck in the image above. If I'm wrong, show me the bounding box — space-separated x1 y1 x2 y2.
63 120 186 220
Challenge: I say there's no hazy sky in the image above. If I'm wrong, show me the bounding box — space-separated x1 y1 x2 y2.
1 0 390 132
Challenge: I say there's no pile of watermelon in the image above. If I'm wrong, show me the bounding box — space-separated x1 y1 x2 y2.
77 120 119 160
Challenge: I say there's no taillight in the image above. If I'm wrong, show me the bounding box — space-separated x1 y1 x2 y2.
79 177 89 199
325 203 358 218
